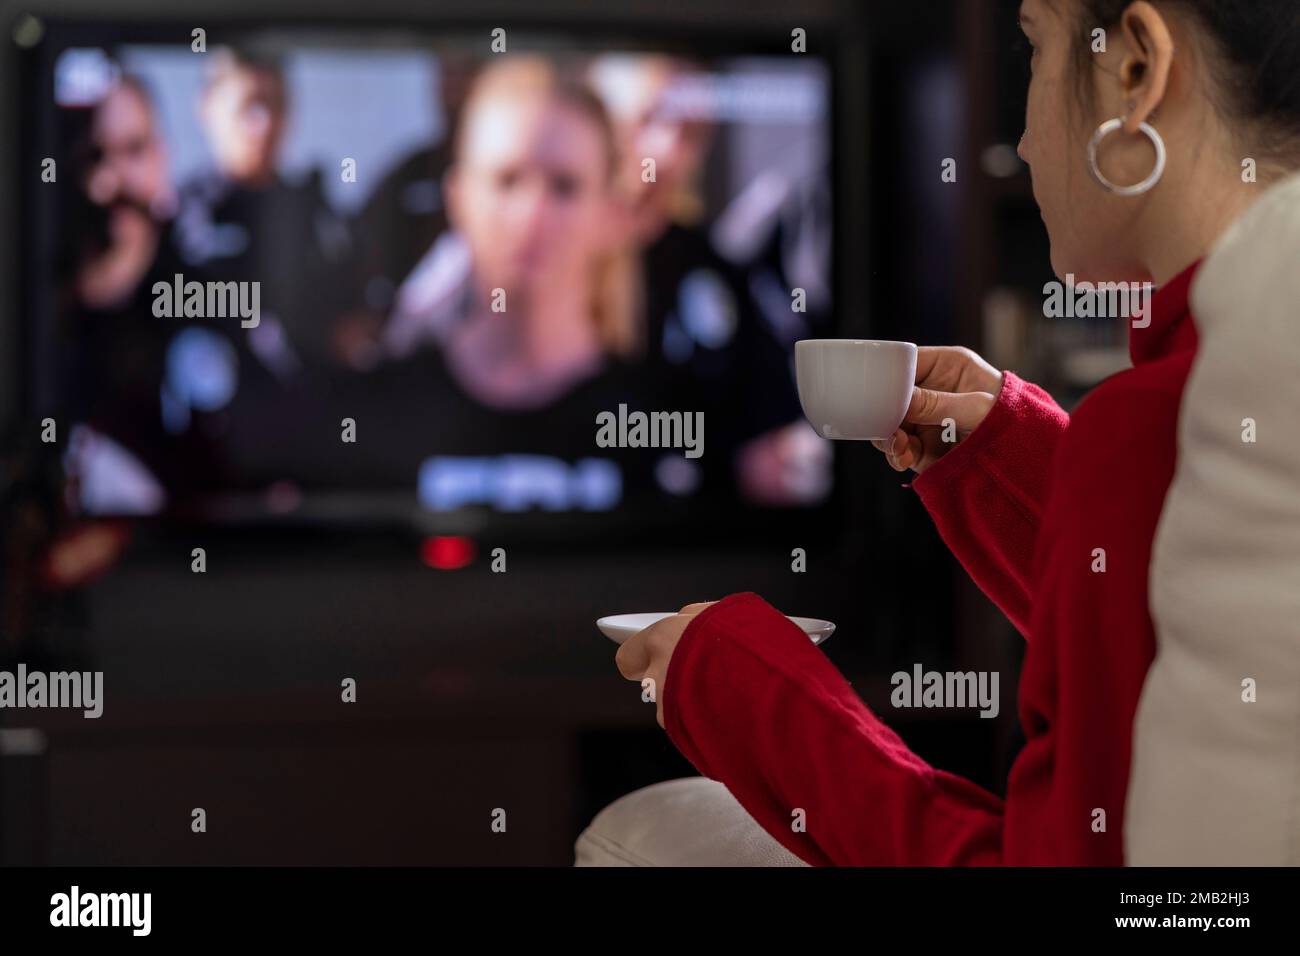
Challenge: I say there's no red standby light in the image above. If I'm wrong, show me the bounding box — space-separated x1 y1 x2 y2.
421 536 476 570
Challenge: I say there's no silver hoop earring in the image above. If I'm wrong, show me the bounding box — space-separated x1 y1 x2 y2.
1087 117 1166 196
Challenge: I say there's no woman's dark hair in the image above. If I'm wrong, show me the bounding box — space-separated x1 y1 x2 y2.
1069 1 1300 158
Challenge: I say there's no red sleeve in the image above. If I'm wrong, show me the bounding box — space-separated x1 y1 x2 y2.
911 372 1069 638
663 592 1005 866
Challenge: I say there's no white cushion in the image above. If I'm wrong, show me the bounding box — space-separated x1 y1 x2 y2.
574 777 809 867
1127 172 1300 865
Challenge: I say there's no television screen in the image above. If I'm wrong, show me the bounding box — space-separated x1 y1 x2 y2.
24 25 836 530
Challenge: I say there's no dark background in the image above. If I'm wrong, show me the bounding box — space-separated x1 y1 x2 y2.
0 0 1120 865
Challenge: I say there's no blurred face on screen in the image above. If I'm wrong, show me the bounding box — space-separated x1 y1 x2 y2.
84 82 169 217
77 80 173 308
589 55 711 242
448 92 612 298
200 56 287 186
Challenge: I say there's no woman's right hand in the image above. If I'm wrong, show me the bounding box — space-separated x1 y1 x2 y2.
873 346 1004 474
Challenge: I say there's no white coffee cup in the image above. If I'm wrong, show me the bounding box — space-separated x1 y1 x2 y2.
795 340 918 441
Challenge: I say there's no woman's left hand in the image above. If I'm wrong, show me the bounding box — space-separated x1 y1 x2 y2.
615 602 715 728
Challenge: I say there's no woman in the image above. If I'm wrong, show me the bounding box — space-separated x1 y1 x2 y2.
584 0 1300 865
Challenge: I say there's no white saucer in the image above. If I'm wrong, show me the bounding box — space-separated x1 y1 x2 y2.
597 612 835 646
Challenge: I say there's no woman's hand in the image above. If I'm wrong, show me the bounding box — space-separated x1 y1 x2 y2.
874 346 1004 474
615 602 715 728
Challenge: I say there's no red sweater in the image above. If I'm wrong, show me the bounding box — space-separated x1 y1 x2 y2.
664 262 1201 865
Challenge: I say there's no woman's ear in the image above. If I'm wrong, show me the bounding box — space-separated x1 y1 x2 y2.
1117 1 1176 133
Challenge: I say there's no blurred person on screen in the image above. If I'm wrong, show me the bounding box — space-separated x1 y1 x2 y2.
588 54 830 506
61 73 226 509
380 56 639 408
175 47 357 373
39 73 198 585
72 74 178 311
